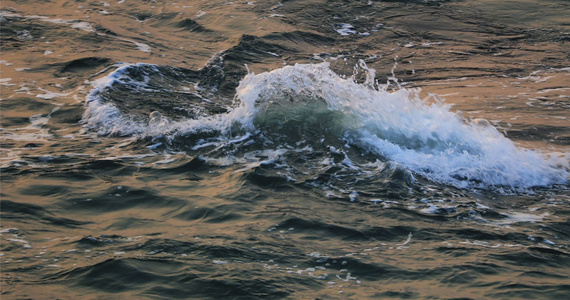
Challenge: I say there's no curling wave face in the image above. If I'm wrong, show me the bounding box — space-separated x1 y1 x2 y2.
82 62 568 190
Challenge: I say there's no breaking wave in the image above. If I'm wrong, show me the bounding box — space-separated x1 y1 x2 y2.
82 62 568 189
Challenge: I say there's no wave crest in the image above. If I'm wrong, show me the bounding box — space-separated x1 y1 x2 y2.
81 62 568 189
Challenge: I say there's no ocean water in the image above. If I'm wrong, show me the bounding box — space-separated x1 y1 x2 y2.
1 0 569 299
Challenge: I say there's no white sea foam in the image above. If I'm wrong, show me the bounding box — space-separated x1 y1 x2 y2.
117 38 152 53
213 260 228 264
494 212 549 225
82 62 568 189
333 23 358 36
0 78 14 86
27 15 95 32
36 89 72 100
1 107 61 142
233 63 568 188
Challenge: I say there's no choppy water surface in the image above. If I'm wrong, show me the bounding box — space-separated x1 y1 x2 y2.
1 1 569 299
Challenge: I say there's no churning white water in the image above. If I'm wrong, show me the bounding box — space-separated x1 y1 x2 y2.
82 62 568 189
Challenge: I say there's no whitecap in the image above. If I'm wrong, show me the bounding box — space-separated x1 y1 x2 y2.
82 62 568 190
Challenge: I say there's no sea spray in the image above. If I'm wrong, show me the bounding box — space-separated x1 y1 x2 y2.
82 62 568 189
